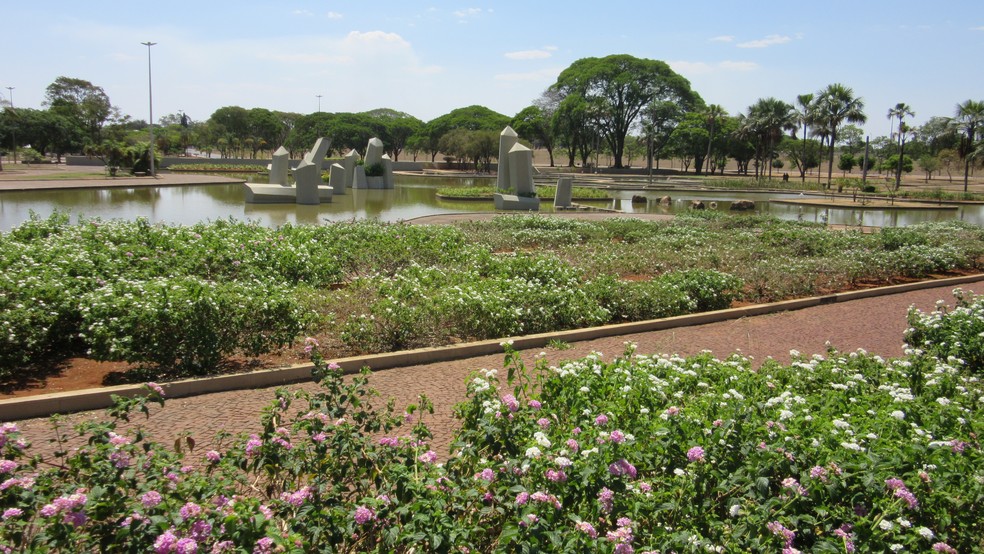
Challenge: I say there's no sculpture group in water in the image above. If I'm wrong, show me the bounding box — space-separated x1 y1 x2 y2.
243 137 395 204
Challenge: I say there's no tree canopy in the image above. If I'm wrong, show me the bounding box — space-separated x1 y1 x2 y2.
550 54 702 168
42 76 116 143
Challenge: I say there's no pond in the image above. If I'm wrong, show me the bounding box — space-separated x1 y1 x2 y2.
0 174 981 232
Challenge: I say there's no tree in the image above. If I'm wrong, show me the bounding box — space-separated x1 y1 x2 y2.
779 135 820 179
246 108 284 159
838 153 856 175
814 84 867 188
511 105 556 166
887 103 915 190
667 112 709 173
43 76 116 144
550 54 702 168
792 94 815 182
918 116 959 154
701 104 726 175
553 93 598 168
361 110 422 162
747 97 796 180
639 100 684 171
952 99 984 192
425 105 510 163
938 148 959 182
918 154 940 181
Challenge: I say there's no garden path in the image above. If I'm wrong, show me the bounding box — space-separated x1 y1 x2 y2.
12 277 984 463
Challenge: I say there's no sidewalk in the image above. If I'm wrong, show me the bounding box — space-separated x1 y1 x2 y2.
0 164 242 191
11 276 983 462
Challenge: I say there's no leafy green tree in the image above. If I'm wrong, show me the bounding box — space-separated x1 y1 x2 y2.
918 153 941 181
425 105 509 164
246 108 284 158
792 93 816 182
511 105 555 166
667 112 709 173
553 93 597 167
639 100 684 171
550 54 702 168
938 148 959 182
838 153 856 175
779 135 820 179
952 99 984 191
814 84 867 188
362 109 422 162
918 116 959 154
43 76 115 144
286 112 334 157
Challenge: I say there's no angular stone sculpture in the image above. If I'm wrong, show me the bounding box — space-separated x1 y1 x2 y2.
269 146 290 186
381 154 395 190
553 177 573 208
493 133 540 211
303 137 332 173
364 137 384 167
496 126 518 192
353 165 368 189
342 150 360 189
294 159 322 205
328 163 346 195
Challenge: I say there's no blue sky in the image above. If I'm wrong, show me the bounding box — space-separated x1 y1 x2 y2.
2 1 982 138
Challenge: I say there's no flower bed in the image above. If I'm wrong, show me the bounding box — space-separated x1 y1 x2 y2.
1 212 982 384
0 295 981 551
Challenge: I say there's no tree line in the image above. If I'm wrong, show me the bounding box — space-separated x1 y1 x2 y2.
1 56 982 188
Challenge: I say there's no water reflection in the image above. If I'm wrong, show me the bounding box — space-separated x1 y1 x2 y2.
0 175 980 231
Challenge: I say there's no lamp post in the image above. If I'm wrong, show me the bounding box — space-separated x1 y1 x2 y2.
316 94 322 113
141 41 157 177
5 87 14 164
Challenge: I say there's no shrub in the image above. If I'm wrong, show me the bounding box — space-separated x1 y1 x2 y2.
81 277 308 376
905 288 984 374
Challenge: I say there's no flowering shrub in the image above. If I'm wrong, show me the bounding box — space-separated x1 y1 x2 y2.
1 298 982 551
906 288 984 375
1 212 981 382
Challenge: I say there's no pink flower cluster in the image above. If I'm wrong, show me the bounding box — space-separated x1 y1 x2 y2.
39 488 88 526
832 524 855 553
607 517 635 554
686 446 705 463
597 487 615 513
933 542 957 553
353 505 376 525
576 520 598 538
885 477 918 510
280 486 312 507
767 520 796 550
781 477 807 497
475 468 495 482
501 394 520 412
608 459 637 479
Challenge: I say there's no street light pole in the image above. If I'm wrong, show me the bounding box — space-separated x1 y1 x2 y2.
5 87 14 164
141 41 157 177
316 94 322 113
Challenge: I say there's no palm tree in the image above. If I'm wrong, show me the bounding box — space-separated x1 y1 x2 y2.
702 104 725 175
794 93 815 182
814 84 867 188
748 97 796 180
887 103 915 190
952 99 984 192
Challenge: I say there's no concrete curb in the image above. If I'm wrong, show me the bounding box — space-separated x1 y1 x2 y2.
2 273 981 421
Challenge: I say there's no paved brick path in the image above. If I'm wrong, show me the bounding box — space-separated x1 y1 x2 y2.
12 277 983 462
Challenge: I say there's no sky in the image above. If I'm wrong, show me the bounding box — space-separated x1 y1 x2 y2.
2 1 982 139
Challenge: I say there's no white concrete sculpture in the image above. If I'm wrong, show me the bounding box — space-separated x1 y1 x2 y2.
243 137 334 204
493 127 540 211
328 163 346 195
269 146 289 186
554 177 573 208
496 126 518 192
342 150 360 189
364 137 384 167
303 137 332 173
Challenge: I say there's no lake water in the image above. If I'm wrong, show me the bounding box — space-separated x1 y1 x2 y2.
1 174 981 232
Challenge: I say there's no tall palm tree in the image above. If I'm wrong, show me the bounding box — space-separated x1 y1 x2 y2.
702 104 725 175
887 103 915 190
814 84 867 188
952 99 984 192
748 97 796 180
794 93 815 182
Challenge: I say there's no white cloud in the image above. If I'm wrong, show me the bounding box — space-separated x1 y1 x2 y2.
505 49 552 60
737 34 791 48
454 7 485 18
326 11 343 20
972 25 984 31
710 35 734 42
